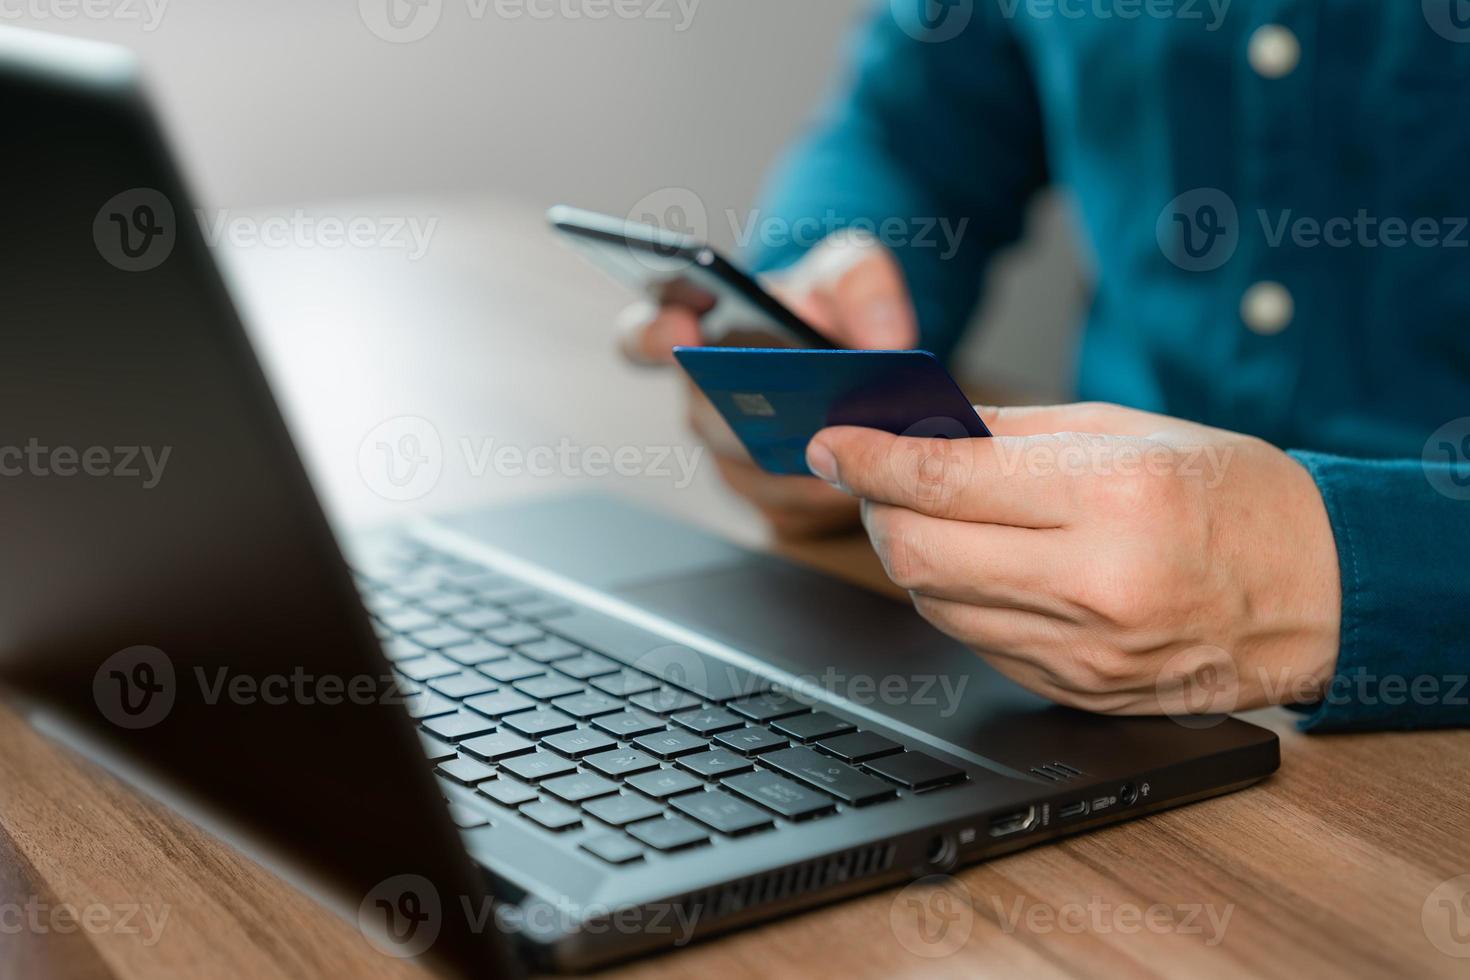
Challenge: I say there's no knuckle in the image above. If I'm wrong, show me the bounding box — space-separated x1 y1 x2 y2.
894 439 967 515
873 511 932 590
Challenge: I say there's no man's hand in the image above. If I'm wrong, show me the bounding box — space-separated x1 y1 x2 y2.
619 234 917 538
805 403 1343 715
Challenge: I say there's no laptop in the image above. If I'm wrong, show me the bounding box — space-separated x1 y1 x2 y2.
0 27 1279 975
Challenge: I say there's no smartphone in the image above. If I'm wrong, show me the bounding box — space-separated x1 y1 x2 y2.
547 205 837 349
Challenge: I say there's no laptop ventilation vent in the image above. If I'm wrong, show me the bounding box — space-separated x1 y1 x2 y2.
671 842 896 926
1030 761 1084 782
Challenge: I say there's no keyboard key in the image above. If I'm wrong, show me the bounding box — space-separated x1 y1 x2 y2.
513 674 584 700
517 637 583 663
513 599 574 621
421 710 497 742
395 654 462 682
590 671 660 698
447 803 489 829
486 623 545 647
583 793 664 826
499 752 578 782
460 730 536 762
633 729 709 759
477 585 540 605
625 768 703 799
770 712 855 742
408 624 476 650
442 641 512 666
417 730 458 764
421 593 475 615
551 692 625 720
584 748 660 778
443 572 512 594
479 657 545 684
502 709 577 738
713 727 787 755
670 789 774 835
437 562 497 582
541 772 619 803
540 728 617 758
403 691 459 721
463 690 536 719
380 608 436 633
728 692 808 722
381 636 431 662
628 688 703 715
592 712 665 739
478 777 538 807
428 671 498 700
761 748 897 806
671 707 743 736
816 731 903 763
436 755 497 785
550 610 768 702
450 607 511 632
863 752 966 790
627 816 708 852
554 653 622 680
580 833 645 864
676 749 754 779
520 800 581 831
722 770 837 820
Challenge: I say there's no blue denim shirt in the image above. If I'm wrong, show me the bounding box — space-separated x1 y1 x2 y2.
752 0 1470 731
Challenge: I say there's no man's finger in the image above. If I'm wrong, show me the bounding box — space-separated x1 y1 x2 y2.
617 301 702 366
860 503 1078 618
807 426 1075 527
827 252 918 349
977 403 1168 438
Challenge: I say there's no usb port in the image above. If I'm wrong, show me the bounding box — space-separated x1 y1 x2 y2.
1058 800 1089 820
987 806 1038 838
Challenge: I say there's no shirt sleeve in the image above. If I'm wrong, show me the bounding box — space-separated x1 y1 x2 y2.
748 0 1049 360
1288 452 1470 732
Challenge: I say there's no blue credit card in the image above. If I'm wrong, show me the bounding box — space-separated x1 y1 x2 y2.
673 347 991 475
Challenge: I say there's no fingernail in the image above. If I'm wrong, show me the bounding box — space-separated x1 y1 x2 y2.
806 441 838 484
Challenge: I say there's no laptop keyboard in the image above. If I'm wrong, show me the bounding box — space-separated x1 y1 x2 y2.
353 541 968 866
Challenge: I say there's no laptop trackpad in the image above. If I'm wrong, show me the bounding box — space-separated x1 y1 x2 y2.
613 555 1051 751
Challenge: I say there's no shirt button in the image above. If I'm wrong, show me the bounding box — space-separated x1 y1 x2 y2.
1249 25 1301 79
1241 282 1294 335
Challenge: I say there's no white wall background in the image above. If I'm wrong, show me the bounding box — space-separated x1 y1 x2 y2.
9 0 1084 397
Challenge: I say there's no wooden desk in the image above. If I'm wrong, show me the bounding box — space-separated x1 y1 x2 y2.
4 196 1468 979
